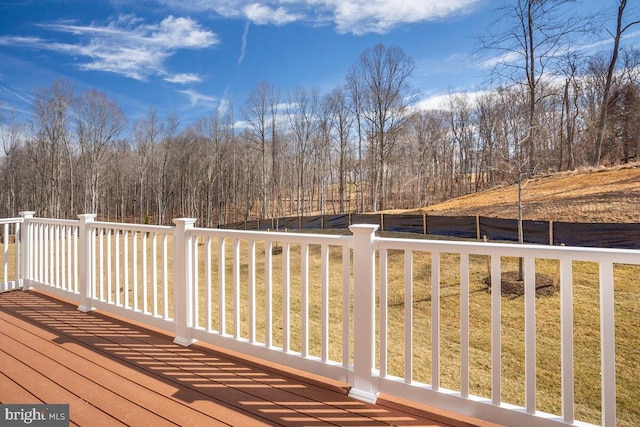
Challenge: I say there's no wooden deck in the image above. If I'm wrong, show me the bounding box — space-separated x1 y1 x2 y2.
0 290 500 427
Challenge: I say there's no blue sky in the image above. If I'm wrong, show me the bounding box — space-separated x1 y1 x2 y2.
0 0 637 128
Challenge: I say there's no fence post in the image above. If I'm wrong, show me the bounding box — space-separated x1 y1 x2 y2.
173 218 197 347
348 224 379 403
423 213 427 235
18 211 35 290
77 214 97 312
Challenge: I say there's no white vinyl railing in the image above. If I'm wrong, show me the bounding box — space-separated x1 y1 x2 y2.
87 217 175 331
0 217 22 292
4 212 639 427
185 224 353 382
371 235 637 427
26 217 79 294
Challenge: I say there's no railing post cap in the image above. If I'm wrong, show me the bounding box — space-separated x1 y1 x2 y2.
173 218 198 227
349 224 379 233
19 211 36 218
77 213 97 221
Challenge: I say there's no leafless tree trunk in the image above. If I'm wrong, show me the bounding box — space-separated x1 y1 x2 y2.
32 79 75 218
268 85 281 218
75 89 125 213
481 0 586 176
477 92 503 189
192 107 233 227
0 109 23 216
559 54 581 170
132 109 161 223
446 92 476 197
350 44 416 211
243 81 277 219
327 86 354 213
345 68 364 212
287 86 320 215
150 114 178 225
593 0 639 165
409 111 448 206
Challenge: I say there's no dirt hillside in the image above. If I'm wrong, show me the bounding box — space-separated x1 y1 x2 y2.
404 164 640 223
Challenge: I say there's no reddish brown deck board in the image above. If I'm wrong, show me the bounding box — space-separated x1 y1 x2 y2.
0 349 127 427
0 290 500 427
0 295 274 427
0 317 238 427
0 372 42 404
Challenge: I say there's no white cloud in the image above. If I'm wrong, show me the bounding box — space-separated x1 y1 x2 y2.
164 73 203 84
151 16 217 48
477 51 521 70
413 88 491 111
217 97 229 116
322 0 481 35
414 93 449 111
0 36 44 46
156 0 482 35
178 89 218 108
0 15 218 81
570 30 640 56
244 3 300 25
0 84 33 106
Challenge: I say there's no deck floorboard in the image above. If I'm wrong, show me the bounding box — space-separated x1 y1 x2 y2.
0 290 499 427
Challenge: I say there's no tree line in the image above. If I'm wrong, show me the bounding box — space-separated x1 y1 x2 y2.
0 0 638 226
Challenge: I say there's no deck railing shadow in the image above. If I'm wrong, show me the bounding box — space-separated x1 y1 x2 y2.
1 289 435 426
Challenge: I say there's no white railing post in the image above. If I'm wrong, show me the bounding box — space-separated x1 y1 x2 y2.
77 214 96 312
348 224 379 404
600 261 616 427
19 211 35 290
173 218 197 347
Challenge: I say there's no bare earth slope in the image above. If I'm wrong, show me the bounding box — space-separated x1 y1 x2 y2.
406 164 640 223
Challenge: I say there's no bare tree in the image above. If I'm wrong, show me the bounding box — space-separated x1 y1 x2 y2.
605 82 640 162
445 92 477 198
480 0 586 175
243 81 276 218
409 110 449 206
477 91 504 188
267 85 282 218
192 109 234 227
592 0 640 165
225 101 239 223
287 85 320 215
147 113 179 225
236 130 260 220
351 44 416 211
31 79 75 217
75 89 126 213
558 53 582 170
101 139 132 222
132 109 161 223
345 66 366 212
0 107 24 216
326 86 354 213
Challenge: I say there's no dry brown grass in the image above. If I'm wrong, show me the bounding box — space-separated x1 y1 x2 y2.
399 163 640 223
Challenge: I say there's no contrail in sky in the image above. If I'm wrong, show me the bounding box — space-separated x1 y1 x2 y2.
238 21 250 65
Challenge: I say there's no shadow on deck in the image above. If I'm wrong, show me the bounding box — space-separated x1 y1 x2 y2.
0 290 500 427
